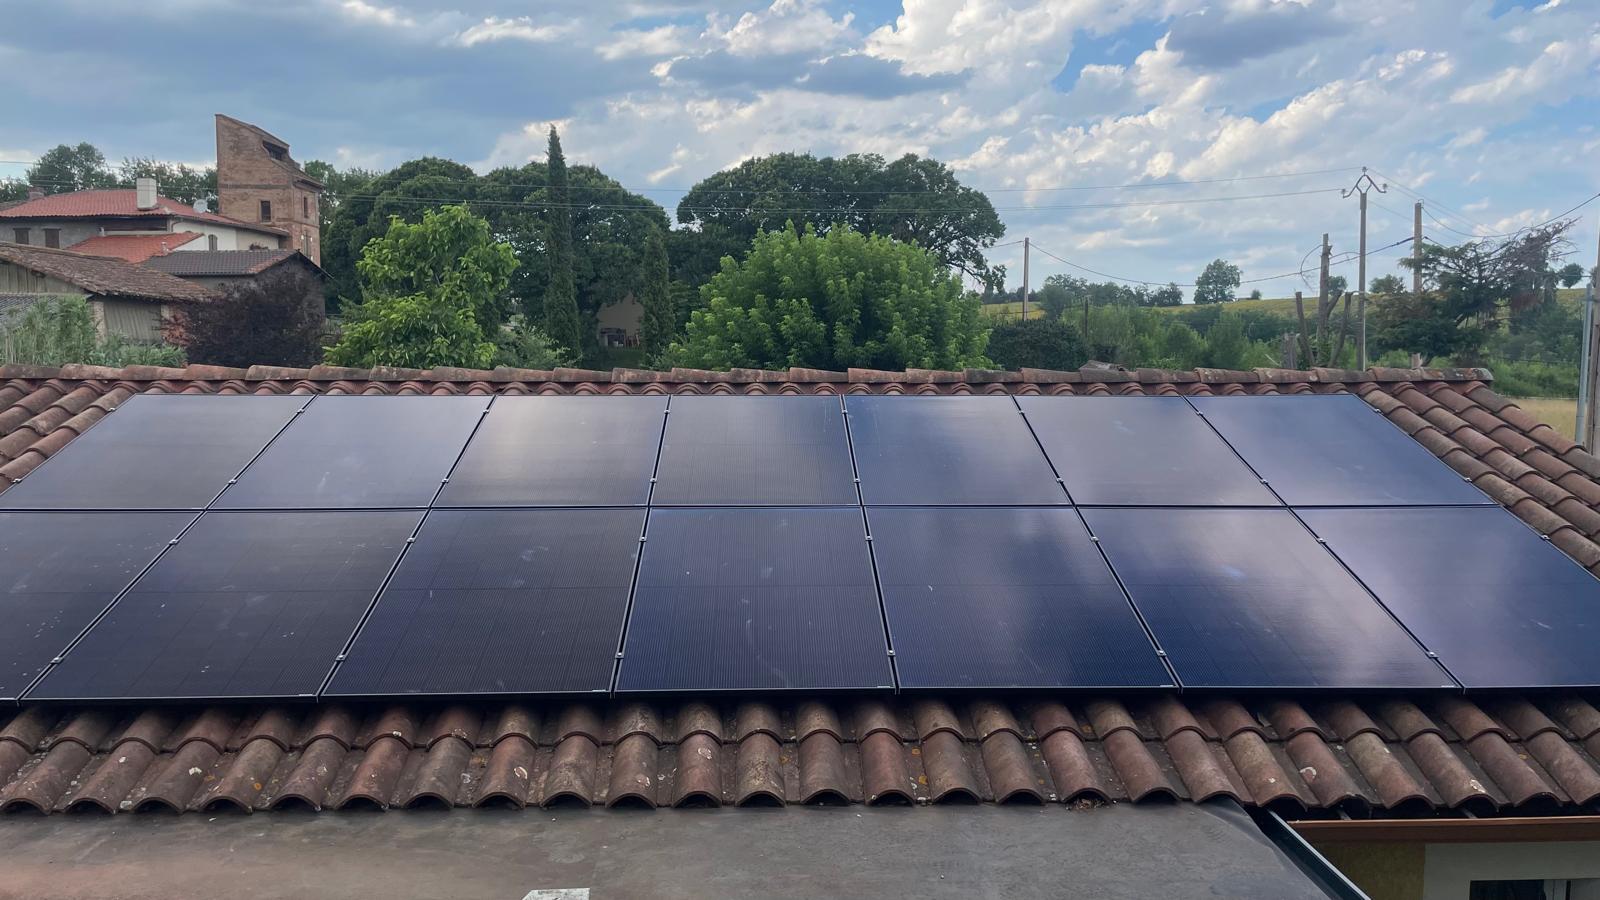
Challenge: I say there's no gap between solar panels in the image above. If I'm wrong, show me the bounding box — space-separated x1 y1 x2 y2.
4 391 1597 705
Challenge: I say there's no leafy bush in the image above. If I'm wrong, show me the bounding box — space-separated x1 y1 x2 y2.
0 295 185 367
986 318 1085 371
166 264 325 367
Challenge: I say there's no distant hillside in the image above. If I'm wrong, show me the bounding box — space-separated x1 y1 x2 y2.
980 289 1587 321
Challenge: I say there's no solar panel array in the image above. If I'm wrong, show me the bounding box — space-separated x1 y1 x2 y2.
5 390 1594 703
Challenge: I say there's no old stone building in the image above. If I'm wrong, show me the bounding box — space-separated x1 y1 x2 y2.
214 114 324 265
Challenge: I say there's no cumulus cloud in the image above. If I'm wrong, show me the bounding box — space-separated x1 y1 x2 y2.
453 16 576 47
1165 1 1349 70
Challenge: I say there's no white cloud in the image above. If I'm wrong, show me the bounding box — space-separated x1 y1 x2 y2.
714 0 854 57
1451 35 1600 105
337 0 415 28
453 16 575 47
597 25 695 60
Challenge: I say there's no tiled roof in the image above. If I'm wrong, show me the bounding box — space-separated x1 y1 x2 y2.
1 361 1598 821
0 243 214 304
142 248 302 277
0 190 286 235
65 231 202 263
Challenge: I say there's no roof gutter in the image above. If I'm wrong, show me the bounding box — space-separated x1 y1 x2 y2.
1292 815 1600 844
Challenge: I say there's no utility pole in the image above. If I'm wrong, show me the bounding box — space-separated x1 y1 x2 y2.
1021 237 1030 321
1580 226 1600 450
1342 167 1387 369
1412 202 1423 295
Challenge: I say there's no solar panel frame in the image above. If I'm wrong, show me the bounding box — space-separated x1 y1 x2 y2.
1300 506 1600 690
435 395 667 508
0 511 197 701
24 509 421 702
324 507 646 698
846 395 1066 506
651 395 858 506
1188 394 1492 507
214 395 489 510
0 394 305 511
867 506 1174 690
1082 507 1457 691
1017 395 1279 506
616 507 895 693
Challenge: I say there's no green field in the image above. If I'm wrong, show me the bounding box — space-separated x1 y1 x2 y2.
981 289 1587 321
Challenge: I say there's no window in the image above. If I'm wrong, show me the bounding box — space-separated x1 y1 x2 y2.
207 234 219 251
263 141 287 161
302 196 309 218
43 228 60 249
259 200 272 221
11 228 28 245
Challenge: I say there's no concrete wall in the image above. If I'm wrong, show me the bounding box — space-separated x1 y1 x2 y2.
215 116 321 264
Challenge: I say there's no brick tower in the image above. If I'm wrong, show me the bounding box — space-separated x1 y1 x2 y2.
214 114 324 264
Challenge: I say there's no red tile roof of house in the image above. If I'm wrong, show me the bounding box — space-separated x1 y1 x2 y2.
0 243 215 303
0 190 286 236
0 362 1598 820
65 231 202 263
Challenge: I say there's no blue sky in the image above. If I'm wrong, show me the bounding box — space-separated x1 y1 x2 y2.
3 0 1597 292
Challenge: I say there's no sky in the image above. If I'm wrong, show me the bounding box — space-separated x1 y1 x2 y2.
3 0 1598 293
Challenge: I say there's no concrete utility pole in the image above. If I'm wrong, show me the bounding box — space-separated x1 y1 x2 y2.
1580 227 1600 450
1413 202 1424 295
1021 237 1030 321
1342 167 1387 369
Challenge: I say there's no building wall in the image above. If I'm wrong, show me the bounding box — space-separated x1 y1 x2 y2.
95 298 166 343
597 295 644 346
0 262 78 293
8 218 283 254
215 116 321 265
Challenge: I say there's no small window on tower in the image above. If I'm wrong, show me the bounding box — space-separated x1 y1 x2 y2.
302 196 309 218
260 200 272 222
44 228 60 248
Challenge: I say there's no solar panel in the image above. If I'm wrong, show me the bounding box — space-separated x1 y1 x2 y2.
216 395 488 509
26 510 419 701
0 511 194 700
435 395 665 507
1301 506 1600 689
1018 396 1277 506
1189 395 1489 506
0 394 303 510
1083 508 1453 689
652 396 856 505
846 396 1064 505
617 507 893 691
326 508 644 697
867 507 1171 689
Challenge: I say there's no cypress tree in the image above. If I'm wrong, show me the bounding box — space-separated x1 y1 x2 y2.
542 126 582 357
639 226 675 357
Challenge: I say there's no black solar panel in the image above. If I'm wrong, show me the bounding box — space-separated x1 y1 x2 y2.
617 508 893 691
435 395 665 507
847 396 1064 505
1189 395 1489 506
652 396 857 505
868 507 1171 689
1302 506 1600 689
26 510 419 701
1018 396 1277 506
216 396 488 509
326 508 644 697
1083 508 1453 689
0 394 303 510
0 511 194 700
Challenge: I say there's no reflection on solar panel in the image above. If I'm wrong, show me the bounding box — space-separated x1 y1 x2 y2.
847 396 1064 505
653 396 857 505
617 508 892 691
1302 507 1600 689
1190 395 1489 506
436 396 666 507
1084 508 1452 689
216 396 488 509
0 394 303 509
868 507 1170 689
1018 396 1276 506
0 512 194 700
26 510 418 701
327 508 644 696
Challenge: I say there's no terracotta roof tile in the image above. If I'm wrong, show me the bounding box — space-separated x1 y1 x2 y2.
0 189 284 235
66 231 202 263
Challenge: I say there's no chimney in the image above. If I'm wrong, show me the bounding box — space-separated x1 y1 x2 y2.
26 185 44 201
135 176 158 210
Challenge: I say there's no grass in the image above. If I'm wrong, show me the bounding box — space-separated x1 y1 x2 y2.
1505 396 1577 440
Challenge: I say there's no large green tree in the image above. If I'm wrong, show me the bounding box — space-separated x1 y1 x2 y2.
302 159 381 223
639 227 675 357
326 205 517 369
540 127 583 357
1193 259 1241 304
674 152 1005 290
670 223 990 371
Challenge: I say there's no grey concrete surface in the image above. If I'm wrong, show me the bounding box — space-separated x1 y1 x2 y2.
0 802 1328 899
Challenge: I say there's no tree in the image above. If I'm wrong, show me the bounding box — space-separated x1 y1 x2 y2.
1193 259 1241 304
118 158 216 208
541 127 583 357
327 205 519 369
1559 262 1587 288
639 227 675 357
303 160 381 222
1035 280 1072 319
1202 314 1252 369
670 223 990 371
166 265 325 367
1327 275 1348 297
25 143 119 194
676 152 1006 290
1151 283 1184 307
986 318 1085 370
1248 289 1263 300
1369 274 1406 295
